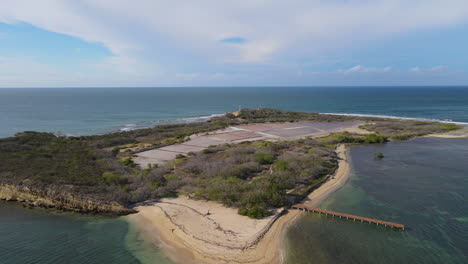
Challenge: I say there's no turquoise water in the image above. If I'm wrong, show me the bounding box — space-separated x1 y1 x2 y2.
0 202 173 264
1 87 468 263
1 87 468 138
286 138 468 264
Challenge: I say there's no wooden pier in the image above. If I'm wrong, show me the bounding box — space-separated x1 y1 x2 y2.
291 204 405 230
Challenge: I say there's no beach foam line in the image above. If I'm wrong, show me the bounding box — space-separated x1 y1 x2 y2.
322 112 468 126
176 113 224 122
118 111 468 133
118 113 225 131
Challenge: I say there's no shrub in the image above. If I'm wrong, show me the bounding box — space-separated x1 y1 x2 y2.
175 153 186 159
362 134 388 144
164 174 178 181
111 147 120 155
274 160 289 171
220 163 261 179
255 153 275 164
390 135 411 141
102 172 121 184
325 133 388 144
238 205 271 219
374 152 384 159
438 123 462 131
121 158 136 167
225 113 236 119
202 148 213 154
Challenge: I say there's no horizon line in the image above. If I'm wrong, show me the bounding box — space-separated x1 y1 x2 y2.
1 85 468 89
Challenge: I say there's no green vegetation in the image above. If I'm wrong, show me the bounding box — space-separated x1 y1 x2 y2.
175 153 186 159
0 132 131 209
175 138 337 218
361 120 463 140
438 123 463 131
320 132 388 145
237 108 354 123
0 108 463 216
374 152 384 159
102 172 123 184
121 158 136 167
255 153 275 164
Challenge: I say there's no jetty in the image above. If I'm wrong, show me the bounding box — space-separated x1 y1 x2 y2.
291 204 405 230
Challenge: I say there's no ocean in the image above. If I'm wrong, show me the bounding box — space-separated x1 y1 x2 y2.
1 87 468 138
1 86 467 263
0 201 173 264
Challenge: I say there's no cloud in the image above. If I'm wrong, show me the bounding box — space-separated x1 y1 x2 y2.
409 65 449 72
0 0 468 86
0 55 165 87
338 65 392 74
221 37 247 44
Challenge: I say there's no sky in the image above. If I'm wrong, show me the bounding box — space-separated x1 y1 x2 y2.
0 0 468 87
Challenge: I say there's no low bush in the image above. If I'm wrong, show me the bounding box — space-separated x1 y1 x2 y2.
374 152 384 159
238 205 271 218
322 133 388 144
172 138 337 218
255 153 275 164
175 154 186 159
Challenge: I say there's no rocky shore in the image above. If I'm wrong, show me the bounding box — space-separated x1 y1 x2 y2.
0 184 135 215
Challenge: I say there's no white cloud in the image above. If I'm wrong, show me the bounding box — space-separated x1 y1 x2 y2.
409 65 449 72
338 65 392 74
0 55 164 87
0 56 65 82
0 0 468 86
175 72 227 81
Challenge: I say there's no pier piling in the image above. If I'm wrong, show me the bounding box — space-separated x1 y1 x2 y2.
291 204 405 230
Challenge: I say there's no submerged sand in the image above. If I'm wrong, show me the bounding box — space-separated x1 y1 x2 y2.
125 144 351 264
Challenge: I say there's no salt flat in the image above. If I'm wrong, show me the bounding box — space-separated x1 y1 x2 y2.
133 121 365 168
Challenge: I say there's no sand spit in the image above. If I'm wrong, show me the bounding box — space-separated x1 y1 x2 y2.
425 125 468 139
126 144 351 264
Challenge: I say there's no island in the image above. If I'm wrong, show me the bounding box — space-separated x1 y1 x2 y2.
0 108 465 263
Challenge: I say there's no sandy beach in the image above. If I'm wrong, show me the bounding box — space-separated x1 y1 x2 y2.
125 144 351 264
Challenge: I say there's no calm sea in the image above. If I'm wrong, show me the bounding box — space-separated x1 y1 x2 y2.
1 87 467 263
0 201 173 264
1 87 468 138
286 138 468 264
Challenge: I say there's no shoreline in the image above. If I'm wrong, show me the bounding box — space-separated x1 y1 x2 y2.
125 144 351 264
423 125 468 139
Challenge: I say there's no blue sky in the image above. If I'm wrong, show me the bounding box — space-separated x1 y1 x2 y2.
0 0 468 87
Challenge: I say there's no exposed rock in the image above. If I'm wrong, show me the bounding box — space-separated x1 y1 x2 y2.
0 184 136 216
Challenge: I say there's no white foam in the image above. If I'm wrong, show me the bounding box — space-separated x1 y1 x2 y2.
118 113 225 132
176 113 224 122
323 112 468 126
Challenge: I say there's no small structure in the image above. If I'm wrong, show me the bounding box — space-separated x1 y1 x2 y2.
291 204 405 230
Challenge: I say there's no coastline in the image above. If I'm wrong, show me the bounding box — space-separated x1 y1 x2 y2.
125 144 351 264
303 144 350 208
424 125 468 139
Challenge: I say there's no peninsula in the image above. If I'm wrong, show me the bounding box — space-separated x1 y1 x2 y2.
0 108 465 263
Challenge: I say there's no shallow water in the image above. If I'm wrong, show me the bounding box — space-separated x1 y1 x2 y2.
286 138 468 264
0 202 172 264
1 87 468 263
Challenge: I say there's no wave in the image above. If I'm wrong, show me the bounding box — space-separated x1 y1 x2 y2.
322 112 468 126
118 113 225 132
117 111 467 133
